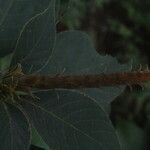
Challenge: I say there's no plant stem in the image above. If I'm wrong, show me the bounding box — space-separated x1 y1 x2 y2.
18 71 150 89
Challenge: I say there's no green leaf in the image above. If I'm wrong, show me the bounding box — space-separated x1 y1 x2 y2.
117 120 149 150
21 90 121 150
31 127 50 150
55 0 70 21
0 102 31 150
42 31 130 111
0 54 12 70
11 0 56 74
55 0 60 19
0 0 50 58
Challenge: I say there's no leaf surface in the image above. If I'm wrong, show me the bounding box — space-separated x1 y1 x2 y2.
21 90 121 150
11 0 56 73
55 0 70 21
31 127 50 150
0 102 30 150
0 0 50 58
42 31 130 111
117 120 149 150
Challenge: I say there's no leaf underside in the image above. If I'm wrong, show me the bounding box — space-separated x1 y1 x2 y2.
0 102 30 150
0 0 131 150
42 31 130 112
11 0 56 74
21 90 121 150
0 0 50 58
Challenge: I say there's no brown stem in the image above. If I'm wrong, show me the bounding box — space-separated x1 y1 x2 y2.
18 71 150 89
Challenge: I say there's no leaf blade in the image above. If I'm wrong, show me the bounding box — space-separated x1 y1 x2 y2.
0 102 31 150
11 0 56 73
31 127 50 150
0 0 50 57
42 31 130 111
21 90 121 150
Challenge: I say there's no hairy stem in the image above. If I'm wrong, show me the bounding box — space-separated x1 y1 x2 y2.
18 71 150 89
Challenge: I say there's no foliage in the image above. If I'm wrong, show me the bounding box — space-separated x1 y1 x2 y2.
0 0 132 150
1 0 150 150
59 1 150 149
61 0 108 28
61 0 150 64
117 120 149 150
